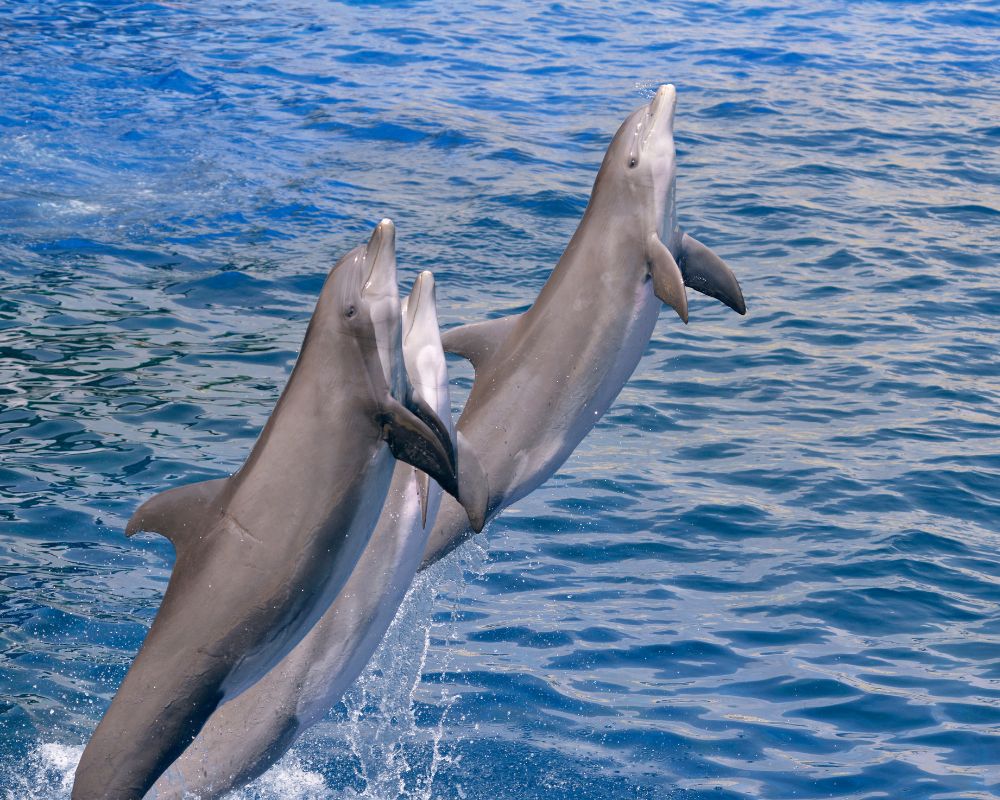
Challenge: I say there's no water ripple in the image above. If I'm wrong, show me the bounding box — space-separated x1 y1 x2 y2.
2 0 999 798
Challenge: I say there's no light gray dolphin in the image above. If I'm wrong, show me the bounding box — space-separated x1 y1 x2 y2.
73 223 486 800
421 84 746 567
148 271 476 799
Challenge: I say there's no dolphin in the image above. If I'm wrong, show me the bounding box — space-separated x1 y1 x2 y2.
420 84 746 567
72 223 486 800
148 271 478 799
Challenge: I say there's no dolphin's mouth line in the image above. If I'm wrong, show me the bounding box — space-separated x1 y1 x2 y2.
362 219 395 296
640 107 665 151
363 242 382 293
403 272 434 343
403 298 420 341
403 289 424 342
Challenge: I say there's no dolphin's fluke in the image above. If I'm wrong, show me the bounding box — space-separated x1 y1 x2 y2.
456 430 489 533
679 232 747 315
440 313 524 374
646 233 689 323
380 396 459 500
125 477 228 548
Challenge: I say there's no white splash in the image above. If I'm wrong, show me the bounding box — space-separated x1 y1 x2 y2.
338 546 484 800
2 742 82 800
633 80 663 99
232 759 328 799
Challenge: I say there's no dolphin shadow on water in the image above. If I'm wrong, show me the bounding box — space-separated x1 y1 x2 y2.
146 271 479 799
72 223 486 800
420 83 747 568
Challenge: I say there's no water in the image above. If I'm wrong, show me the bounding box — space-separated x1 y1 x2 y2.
1 1 998 797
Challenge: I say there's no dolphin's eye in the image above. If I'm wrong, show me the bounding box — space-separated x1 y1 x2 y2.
628 158 637 168
345 305 357 318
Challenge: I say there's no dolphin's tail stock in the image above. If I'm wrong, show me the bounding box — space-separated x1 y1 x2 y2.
677 232 747 316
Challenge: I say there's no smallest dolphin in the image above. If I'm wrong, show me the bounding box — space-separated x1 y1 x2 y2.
148 271 478 799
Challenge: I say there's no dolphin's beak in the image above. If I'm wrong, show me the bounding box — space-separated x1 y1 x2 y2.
363 218 397 297
404 270 436 343
402 270 448 460
648 83 677 135
324 244 367 302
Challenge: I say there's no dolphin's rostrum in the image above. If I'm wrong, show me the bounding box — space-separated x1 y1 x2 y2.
72 222 486 800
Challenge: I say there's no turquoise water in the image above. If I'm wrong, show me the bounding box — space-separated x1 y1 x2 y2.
1 1 999 797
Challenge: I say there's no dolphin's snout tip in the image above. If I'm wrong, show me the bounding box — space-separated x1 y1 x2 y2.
404 271 437 338
372 218 396 244
414 270 435 293
412 271 437 323
363 218 398 293
653 84 677 111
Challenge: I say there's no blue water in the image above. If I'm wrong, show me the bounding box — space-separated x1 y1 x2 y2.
1 1 998 797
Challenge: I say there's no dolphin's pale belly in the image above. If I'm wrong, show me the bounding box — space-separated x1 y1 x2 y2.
504 279 661 507
296 473 432 723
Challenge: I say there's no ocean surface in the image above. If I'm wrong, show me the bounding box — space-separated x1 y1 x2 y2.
1 1 998 798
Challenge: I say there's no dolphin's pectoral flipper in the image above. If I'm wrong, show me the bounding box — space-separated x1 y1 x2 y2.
380 396 460 503
678 232 747 315
456 430 489 533
441 313 523 374
409 394 456 469
646 233 688 323
125 477 228 547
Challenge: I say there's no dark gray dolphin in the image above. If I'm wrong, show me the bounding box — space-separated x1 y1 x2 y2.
72 223 486 800
421 84 746 567
148 271 478 799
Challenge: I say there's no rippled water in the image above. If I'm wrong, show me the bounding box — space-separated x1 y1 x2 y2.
1 1 999 798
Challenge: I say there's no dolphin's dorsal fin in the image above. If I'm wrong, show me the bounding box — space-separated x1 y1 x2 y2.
646 233 688 323
125 477 228 548
678 232 747 315
440 314 523 375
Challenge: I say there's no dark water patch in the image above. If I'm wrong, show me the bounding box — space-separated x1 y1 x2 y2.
789 693 937 733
